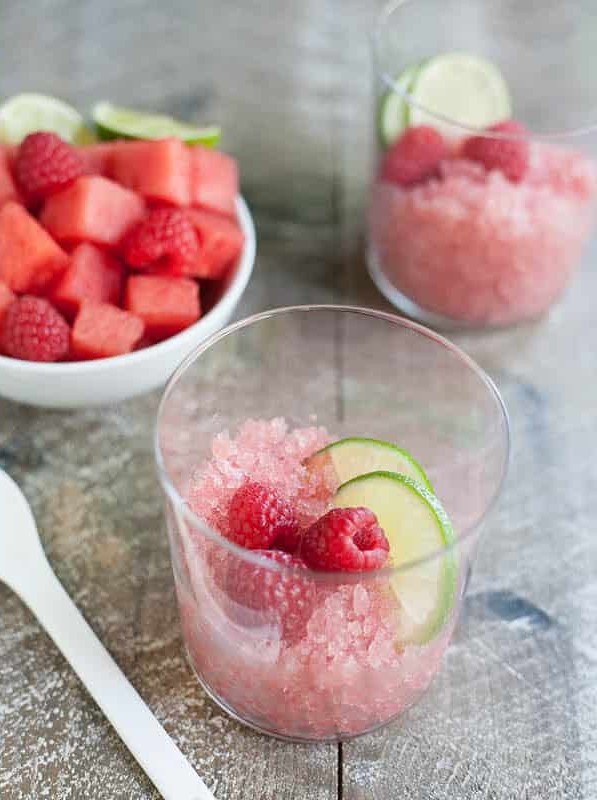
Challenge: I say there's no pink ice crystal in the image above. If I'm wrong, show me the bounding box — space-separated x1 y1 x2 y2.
369 141 597 325
177 419 454 739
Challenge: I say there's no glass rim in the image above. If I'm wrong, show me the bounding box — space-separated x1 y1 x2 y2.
372 0 597 141
155 304 511 581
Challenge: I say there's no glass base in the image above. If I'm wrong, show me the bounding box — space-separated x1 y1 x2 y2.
366 247 539 332
183 645 429 744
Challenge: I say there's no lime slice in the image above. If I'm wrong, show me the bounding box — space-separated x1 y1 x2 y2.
333 471 457 644
378 63 422 147
407 51 512 136
307 437 433 492
0 93 94 145
92 102 221 146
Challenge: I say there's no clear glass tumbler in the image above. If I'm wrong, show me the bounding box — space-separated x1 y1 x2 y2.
368 0 597 329
155 306 510 741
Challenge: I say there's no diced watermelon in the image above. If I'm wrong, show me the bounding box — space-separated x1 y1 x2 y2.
0 202 69 293
52 243 123 318
71 302 144 359
189 146 238 218
0 145 20 207
0 281 16 330
111 138 190 206
41 176 145 248
124 274 200 340
79 142 119 177
187 208 244 279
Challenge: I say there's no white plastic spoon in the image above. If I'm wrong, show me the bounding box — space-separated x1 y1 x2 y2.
0 468 214 800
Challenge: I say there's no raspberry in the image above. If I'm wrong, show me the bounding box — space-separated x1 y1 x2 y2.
274 522 303 554
379 125 447 187
212 549 315 642
301 507 389 572
1 295 69 362
122 208 199 273
16 132 85 203
227 481 299 550
462 119 530 183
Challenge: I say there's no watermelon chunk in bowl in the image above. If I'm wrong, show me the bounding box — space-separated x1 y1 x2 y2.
0 201 69 293
111 138 191 206
187 208 244 280
52 243 124 318
71 302 145 359
189 145 238 218
41 175 145 247
79 142 120 176
125 274 200 340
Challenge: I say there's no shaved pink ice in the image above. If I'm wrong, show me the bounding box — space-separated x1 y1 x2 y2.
176 419 454 739
369 142 597 325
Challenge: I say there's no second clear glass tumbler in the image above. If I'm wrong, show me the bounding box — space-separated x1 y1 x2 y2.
369 0 597 328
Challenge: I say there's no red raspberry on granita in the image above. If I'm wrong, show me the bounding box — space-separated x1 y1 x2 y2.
227 481 300 550
379 125 448 187
211 548 316 643
301 507 389 572
462 119 530 183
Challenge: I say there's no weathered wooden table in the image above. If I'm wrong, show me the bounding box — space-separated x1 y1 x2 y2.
1 1 597 798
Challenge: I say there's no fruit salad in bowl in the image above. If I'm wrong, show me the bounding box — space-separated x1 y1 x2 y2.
369 2 597 328
156 306 510 741
0 95 255 407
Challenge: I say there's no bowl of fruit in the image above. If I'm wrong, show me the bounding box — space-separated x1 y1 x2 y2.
0 94 256 408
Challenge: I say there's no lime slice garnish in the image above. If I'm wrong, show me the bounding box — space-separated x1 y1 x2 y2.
92 101 221 146
307 436 433 492
407 51 512 136
333 470 457 645
0 93 94 145
378 63 422 147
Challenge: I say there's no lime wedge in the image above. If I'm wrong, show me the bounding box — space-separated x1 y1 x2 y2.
307 437 433 492
378 63 422 147
333 471 457 644
0 93 94 145
406 52 511 136
92 102 221 146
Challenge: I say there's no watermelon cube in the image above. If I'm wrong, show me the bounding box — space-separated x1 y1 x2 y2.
79 142 119 177
125 275 200 339
111 138 190 206
0 281 16 329
0 145 20 207
189 146 238 218
0 202 69 293
41 176 145 248
71 302 144 359
187 208 244 279
53 243 123 318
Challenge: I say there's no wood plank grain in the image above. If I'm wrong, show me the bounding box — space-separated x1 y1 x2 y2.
0 0 342 797
2 0 597 798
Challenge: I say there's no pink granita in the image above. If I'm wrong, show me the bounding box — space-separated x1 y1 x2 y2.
176 419 456 740
369 142 597 325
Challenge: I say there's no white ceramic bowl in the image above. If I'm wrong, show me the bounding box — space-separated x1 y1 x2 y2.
0 197 256 409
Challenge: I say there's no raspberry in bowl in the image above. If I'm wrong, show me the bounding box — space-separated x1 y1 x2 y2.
156 306 510 741
369 1 597 328
0 120 255 407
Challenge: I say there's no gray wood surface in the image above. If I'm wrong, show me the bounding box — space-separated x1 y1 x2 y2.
1 1 597 798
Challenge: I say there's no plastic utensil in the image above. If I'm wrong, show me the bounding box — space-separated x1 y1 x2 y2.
0 468 214 800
